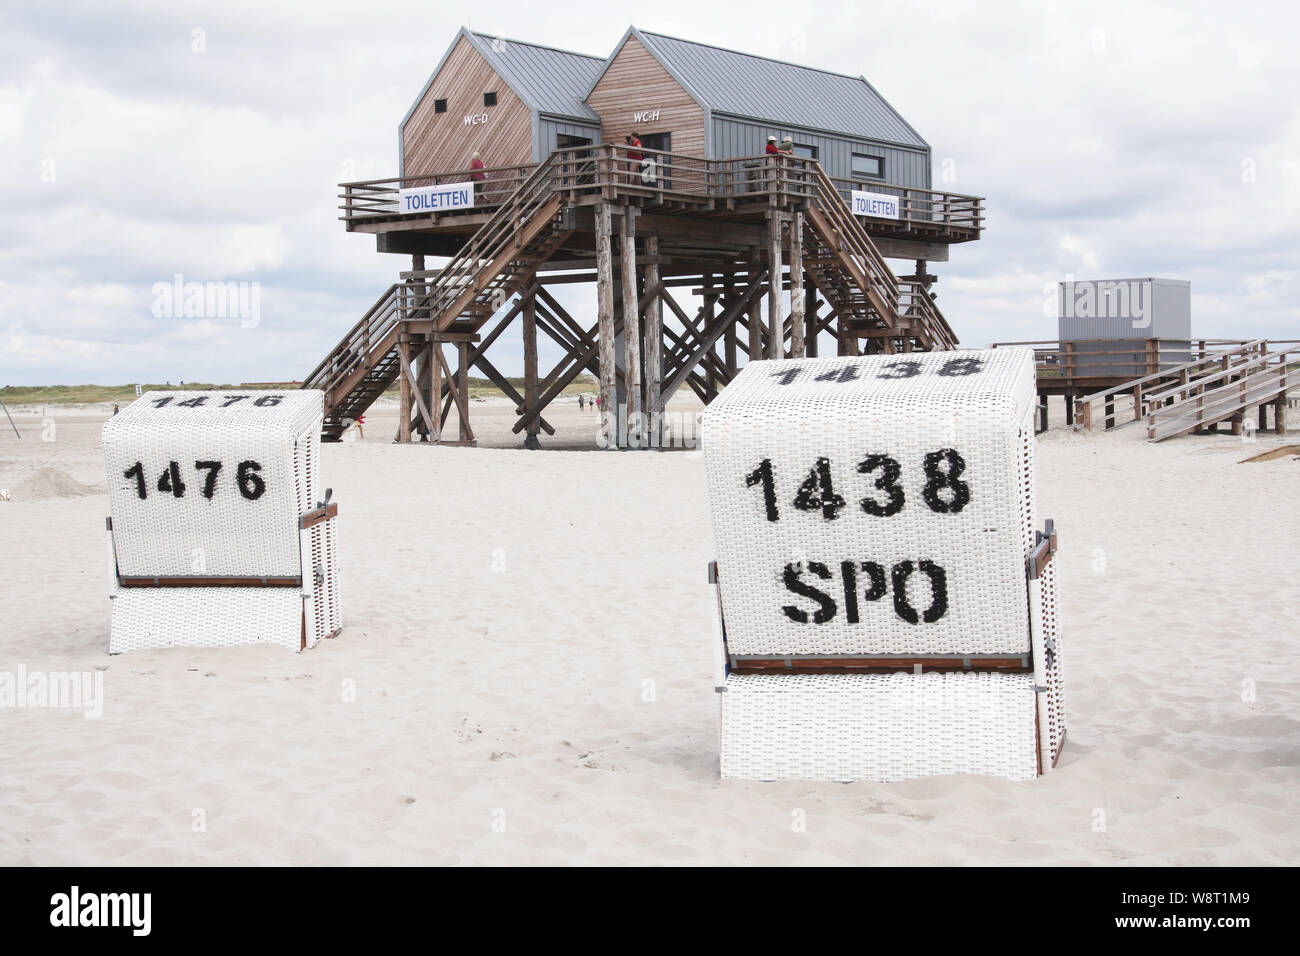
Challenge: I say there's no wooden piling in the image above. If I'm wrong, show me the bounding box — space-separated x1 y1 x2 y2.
789 212 805 358
644 232 663 447
766 212 783 359
620 206 642 445
522 289 540 449
595 201 617 448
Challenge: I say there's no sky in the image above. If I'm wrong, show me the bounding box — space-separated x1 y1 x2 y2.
1 0 1297 385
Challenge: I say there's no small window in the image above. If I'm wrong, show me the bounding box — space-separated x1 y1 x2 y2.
792 143 818 160
852 153 884 179
483 91 497 107
434 98 447 114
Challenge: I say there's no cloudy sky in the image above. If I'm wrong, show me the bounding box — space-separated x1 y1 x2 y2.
2 0 1297 385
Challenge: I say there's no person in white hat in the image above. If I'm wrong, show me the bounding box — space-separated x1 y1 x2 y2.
766 134 780 155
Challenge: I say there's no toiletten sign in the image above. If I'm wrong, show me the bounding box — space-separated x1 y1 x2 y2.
851 190 900 220
397 182 475 214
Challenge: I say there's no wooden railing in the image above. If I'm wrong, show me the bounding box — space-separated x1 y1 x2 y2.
307 151 574 402
991 338 1200 384
898 279 958 351
338 147 984 237
1145 343 1297 441
823 174 984 232
340 163 534 219
1070 341 1269 431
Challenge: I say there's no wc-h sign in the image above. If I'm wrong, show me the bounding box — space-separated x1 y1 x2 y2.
851 190 900 220
397 182 475 214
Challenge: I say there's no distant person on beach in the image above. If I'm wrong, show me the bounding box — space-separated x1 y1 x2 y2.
112 404 119 415
578 395 585 410
355 414 365 439
469 151 486 197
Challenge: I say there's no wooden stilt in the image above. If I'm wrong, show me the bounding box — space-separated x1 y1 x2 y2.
456 340 476 446
702 273 718 400
1276 394 1288 434
430 341 443 442
397 335 411 442
595 201 617 448
620 206 642 446
644 232 663 447
767 213 783 359
722 274 737 382
522 290 540 449
805 287 819 358
789 213 805 358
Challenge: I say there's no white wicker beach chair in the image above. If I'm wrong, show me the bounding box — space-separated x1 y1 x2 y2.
701 349 1064 781
102 390 342 653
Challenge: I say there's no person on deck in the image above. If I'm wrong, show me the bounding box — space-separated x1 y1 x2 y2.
779 136 795 154
469 151 486 198
765 135 780 155
625 133 643 184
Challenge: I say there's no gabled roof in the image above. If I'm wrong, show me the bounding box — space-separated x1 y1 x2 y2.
402 28 603 131
587 27 928 149
467 31 604 122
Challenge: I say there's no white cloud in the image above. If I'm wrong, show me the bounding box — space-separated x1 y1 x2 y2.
1 0 1298 382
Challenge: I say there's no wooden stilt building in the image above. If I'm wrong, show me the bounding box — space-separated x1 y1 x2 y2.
305 27 985 445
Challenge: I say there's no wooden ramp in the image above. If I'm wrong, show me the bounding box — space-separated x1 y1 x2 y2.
1071 340 1294 441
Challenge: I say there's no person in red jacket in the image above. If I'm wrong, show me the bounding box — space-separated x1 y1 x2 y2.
765 135 780 155
469 151 486 199
625 133 643 183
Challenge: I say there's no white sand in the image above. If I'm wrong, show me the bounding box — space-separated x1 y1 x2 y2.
0 397 1297 865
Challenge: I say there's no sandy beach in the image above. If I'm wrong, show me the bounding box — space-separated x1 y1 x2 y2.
0 396 1297 866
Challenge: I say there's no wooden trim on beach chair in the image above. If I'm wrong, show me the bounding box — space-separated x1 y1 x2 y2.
729 654 1032 675
118 575 303 588
300 501 340 530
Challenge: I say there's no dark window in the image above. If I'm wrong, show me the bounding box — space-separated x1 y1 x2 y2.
792 143 818 160
483 91 497 107
852 153 884 179
434 98 447 114
557 134 592 149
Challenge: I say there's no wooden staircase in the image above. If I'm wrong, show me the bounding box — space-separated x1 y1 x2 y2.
306 150 960 440
803 165 958 352
304 158 575 440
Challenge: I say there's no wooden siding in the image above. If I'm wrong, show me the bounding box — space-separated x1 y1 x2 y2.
585 35 706 156
712 116 931 189
403 36 534 176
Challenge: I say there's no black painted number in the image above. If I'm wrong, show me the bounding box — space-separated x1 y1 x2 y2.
156 460 186 497
236 460 266 500
921 449 970 514
123 462 147 500
119 459 265 502
857 454 905 517
745 458 779 522
793 457 845 520
195 460 222 499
